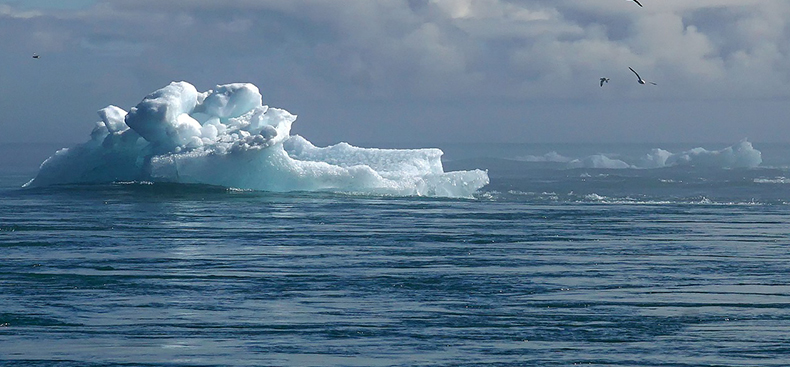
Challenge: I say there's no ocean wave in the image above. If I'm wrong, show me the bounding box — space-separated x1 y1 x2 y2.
573 193 765 206
754 177 790 184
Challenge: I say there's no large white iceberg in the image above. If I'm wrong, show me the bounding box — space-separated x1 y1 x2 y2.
25 82 489 198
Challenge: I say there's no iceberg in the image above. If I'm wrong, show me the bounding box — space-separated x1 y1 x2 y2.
567 154 631 169
641 140 762 169
25 82 489 198
516 151 572 163
517 140 762 170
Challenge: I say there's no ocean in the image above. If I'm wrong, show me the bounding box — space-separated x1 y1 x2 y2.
2 142 790 366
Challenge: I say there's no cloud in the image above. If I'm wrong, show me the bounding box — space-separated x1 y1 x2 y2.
2 0 790 145
6 0 789 101
0 4 42 18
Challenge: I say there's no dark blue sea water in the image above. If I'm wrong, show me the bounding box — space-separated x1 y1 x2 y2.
3 142 790 366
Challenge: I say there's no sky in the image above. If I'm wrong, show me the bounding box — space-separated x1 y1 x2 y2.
1 0 790 146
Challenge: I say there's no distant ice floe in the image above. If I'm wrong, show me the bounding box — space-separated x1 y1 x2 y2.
25 81 489 198
517 140 762 169
568 154 631 169
637 140 762 169
517 151 572 163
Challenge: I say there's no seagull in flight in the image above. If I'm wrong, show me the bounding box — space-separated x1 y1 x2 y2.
600 78 610 87
629 67 656 85
630 0 643 7
32 53 40 59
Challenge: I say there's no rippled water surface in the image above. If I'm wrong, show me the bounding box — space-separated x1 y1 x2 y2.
3 146 790 366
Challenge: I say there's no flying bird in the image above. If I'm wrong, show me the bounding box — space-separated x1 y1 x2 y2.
629 67 656 85
32 53 40 59
600 78 610 87
630 0 643 7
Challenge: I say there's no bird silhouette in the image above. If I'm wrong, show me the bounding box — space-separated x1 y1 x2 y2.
629 67 656 85
600 78 610 87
